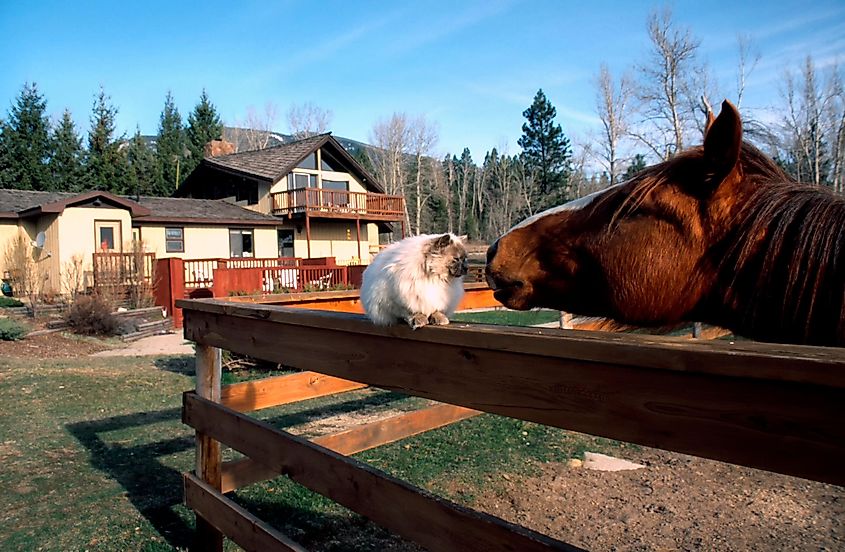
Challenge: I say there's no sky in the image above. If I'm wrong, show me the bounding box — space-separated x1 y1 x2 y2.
1 0 844 160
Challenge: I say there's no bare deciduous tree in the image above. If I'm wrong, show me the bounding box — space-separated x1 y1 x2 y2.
407 116 438 235
287 102 333 140
634 7 704 159
369 113 411 236
595 64 633 185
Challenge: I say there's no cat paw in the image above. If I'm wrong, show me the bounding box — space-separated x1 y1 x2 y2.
430 312 450 326
408 313 429 329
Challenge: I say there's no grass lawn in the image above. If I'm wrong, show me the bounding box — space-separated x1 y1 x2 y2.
452 309 561 326
0 353 621 551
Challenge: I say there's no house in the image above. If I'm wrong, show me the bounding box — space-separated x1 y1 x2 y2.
0 188 284 295
177 132 405 263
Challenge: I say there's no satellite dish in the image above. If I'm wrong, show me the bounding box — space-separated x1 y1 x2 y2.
34 231 46 248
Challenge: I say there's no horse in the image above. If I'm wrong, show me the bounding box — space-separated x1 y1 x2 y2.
485 100 845 347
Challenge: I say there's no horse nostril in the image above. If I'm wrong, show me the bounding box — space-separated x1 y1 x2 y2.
486 240 499 263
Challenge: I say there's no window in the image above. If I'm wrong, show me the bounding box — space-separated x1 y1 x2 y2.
296 153 317 170
278 229 294 257
165 227 184 253
320 150 345 172
289 172 317 190
229 229 254 258
322 180 349 207
95 220 122 252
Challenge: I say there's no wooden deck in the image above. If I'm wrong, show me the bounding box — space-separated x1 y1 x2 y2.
271 188 405 221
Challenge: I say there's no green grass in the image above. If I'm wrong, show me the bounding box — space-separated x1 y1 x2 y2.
453 309 561 326
0 296 24 308
0 353 626 551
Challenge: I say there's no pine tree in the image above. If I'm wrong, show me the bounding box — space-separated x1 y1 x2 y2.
3 83 52 190
49 109 84 192
85 87 128 193
184 89 224 178
623 153 648 180
0 121 14 189
518 89 572 206
155 91 186 195
126 128 159 199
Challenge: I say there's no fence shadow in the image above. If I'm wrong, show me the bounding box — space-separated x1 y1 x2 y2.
66 389 412 549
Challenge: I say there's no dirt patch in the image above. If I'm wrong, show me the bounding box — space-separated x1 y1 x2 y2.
0 332 112 358
478 447 845 551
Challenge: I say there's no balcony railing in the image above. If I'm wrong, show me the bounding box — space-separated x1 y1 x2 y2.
271 188 405 220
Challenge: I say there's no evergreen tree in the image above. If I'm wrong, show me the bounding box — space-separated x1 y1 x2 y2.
518 89 572 206
184 89 224 178
155 91 186 195
126 128 159 199
622 153 648 180
49 109 84 192
0 121 14 189
3 83 52 190
85 87 128 193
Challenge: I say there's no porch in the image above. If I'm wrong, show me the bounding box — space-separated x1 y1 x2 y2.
271 188 405 221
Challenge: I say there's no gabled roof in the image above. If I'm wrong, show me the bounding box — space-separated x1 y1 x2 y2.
0 188 280 226
185 133 384 194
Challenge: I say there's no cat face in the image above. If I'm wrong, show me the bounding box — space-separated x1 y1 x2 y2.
425 234 468 279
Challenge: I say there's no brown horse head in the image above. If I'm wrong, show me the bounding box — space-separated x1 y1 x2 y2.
486 100 845 346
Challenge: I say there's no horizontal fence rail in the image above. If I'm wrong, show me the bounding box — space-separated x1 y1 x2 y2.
178 299 845 485
93 252 155 287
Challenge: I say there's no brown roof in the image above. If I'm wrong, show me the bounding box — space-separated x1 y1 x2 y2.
196 133 384 193
0 188 280 226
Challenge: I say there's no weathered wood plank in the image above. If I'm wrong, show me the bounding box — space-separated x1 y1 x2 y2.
221 371 366 412
176 299 845 386
184 473 307 552
193 344 224 552
181 307 845 485
221 403 481 492
184 392 582 552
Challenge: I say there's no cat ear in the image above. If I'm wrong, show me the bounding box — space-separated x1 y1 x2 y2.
432 234 452 251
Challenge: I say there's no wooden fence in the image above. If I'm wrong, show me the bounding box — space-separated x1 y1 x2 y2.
93 252 156 287
177 298 845 551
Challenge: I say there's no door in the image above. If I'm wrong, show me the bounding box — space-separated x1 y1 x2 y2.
94 220 122 252
278 229 295 258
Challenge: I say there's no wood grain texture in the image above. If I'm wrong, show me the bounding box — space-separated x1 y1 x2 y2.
184 473 307 552
184 392 582 552
221 371 366 412
220 403 480 492
193 344 224 552
180 304 845 485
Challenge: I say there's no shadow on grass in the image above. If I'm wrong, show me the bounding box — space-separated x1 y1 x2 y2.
153 356 194 376
66 390 412 549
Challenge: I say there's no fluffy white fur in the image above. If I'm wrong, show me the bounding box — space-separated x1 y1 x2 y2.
361 234 466 327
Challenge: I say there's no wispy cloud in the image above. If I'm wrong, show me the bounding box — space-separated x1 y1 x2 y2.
384 0 518 58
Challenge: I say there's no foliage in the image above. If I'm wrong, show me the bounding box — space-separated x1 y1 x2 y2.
184 89 224 179
3 231 45 316
0 296 24 308
1 82 52 190
518 88 573 207
84 87 128 193
155 91 186 194
49 109 85 192
0 317 29 340
125 128 159 197
65 294 120 336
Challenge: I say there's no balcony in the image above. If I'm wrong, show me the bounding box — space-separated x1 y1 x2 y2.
271 188 405 221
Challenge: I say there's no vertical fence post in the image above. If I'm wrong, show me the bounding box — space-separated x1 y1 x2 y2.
193 344 223 551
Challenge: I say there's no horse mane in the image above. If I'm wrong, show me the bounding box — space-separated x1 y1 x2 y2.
718 147 845 344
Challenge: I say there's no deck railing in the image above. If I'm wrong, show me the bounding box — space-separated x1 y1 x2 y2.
184 257 300 289
92 252 156 287
271 188 405 219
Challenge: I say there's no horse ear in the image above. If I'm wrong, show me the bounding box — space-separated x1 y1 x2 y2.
703 100 742 185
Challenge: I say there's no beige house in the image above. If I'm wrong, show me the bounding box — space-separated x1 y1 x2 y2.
0 189 283 295
177 133 405 262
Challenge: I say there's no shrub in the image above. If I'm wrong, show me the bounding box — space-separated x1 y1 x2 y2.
0 317 28 340
0 296 24 308
65 295 120 336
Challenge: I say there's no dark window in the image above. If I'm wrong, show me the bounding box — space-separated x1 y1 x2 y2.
320 150 345 172
290 173 317 189
322 180 348 191
99 227 115 250
229 229 254 258
278 229 294 257
165 227 184 253
296 153 317 170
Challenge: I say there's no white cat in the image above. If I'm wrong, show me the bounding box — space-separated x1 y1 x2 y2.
361 233 468 328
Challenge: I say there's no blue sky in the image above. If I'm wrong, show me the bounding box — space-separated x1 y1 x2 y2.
1 0 844 159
